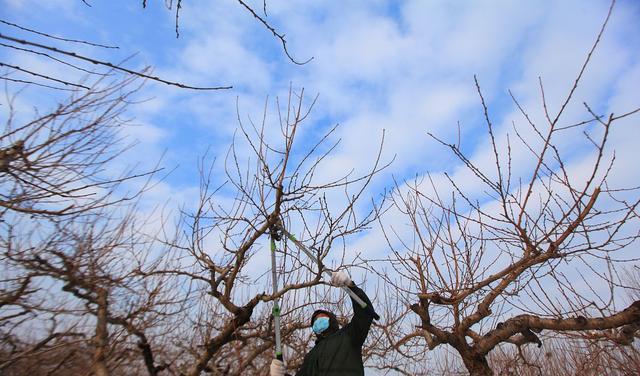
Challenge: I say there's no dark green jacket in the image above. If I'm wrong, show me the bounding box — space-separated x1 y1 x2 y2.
295 285 376 376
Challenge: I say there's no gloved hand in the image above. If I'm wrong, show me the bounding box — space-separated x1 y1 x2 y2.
330 270 352 287
270 359 285 376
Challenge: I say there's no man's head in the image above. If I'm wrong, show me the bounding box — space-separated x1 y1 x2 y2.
311 309 339 337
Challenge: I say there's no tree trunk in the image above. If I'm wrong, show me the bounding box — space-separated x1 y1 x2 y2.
461 350 493 376
93 288 109 376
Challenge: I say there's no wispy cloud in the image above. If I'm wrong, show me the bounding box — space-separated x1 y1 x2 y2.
3 0 638 259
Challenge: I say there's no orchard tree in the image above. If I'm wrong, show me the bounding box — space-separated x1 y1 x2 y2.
377 3 640 375
136 88 388 375
0 73 180 375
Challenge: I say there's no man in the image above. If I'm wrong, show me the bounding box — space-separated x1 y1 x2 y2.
270 270 378 376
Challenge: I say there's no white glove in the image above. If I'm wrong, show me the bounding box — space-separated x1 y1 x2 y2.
270 359 285 376
330 270 352 287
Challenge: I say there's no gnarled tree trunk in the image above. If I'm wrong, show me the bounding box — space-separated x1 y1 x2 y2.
460 350 493 376
93 288 109 376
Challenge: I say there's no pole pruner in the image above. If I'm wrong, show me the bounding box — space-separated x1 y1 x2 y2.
269 221 284 361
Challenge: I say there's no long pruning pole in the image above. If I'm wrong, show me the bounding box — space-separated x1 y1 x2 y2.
267 219 379 362
270 232 284 361
277 226 379 320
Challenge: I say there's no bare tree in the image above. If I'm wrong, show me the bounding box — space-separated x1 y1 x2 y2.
0 74 176 375
377 2 640 375
144 88 388 375
0 72 157 217
1 74 386 375
489 335 640 376
3 208 180 375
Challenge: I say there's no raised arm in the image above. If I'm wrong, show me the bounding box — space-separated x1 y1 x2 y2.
331 271 378 347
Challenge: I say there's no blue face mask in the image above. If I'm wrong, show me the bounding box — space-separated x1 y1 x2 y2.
312 317 330 334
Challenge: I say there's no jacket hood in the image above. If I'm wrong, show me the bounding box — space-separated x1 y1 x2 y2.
311 309 339 339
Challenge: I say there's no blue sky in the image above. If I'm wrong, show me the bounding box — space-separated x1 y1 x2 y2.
3 0 640 273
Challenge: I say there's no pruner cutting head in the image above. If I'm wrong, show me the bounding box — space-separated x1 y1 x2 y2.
269 217 283 241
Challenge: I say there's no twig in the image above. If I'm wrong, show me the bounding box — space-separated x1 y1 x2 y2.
0 62 90 89
0 76 76 91
175 0 182 38
235 0 313 65
0 19 117 49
